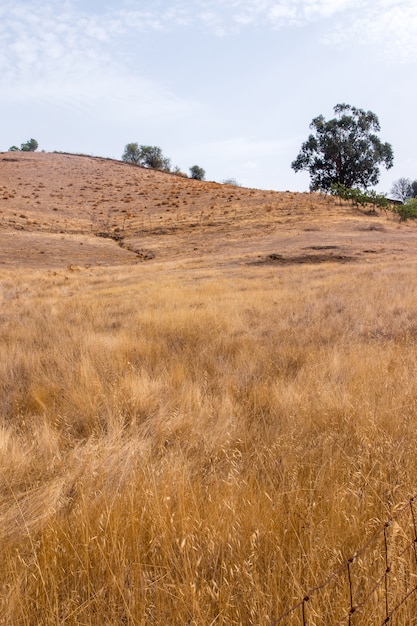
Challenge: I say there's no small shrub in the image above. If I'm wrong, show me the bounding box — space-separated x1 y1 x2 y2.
222 178 241 187
393 199 417 221
189 165 205 181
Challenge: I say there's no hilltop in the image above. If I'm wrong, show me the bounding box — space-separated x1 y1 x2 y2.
1 151 415 271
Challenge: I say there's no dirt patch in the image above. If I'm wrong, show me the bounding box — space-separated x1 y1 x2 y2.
356 224 386 232
305 245 340 251
255 252 354 266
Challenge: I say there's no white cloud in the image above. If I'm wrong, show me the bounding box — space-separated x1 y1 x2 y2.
3 1 417 61
2 0 416 141
116 0 417 62
0 0 196 118
325 3 417 62
217 0 417 61
1 0 415 123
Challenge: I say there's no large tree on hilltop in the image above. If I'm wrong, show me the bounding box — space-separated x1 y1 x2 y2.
291 104 394 192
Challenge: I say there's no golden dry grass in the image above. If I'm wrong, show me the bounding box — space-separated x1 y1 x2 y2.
2 260 417 624
2 153 417 624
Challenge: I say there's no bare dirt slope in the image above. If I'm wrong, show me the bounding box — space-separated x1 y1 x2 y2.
0 151 415 270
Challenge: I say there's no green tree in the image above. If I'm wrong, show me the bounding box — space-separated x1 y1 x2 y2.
139 146 171 171
122 142 141 164
8 139 38 152
122 144 171 171
20 138 38 152
392 198 417 221
331 183 388 210
292 104 393 192
189 165 205 180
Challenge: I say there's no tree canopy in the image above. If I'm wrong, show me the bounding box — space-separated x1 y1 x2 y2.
21 138 39 152
9 138 38 152
122 143 141 165
189 165 205 181
291 104 394 192
122 143 171 171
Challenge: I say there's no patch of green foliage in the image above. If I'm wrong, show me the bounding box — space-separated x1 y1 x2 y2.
330 183 389 210
392 199 417 222
189 165 206 181
8 138 38 152
122 143 171 171
331 183 417 221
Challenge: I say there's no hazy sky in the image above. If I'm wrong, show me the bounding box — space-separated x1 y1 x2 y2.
1 0 416 191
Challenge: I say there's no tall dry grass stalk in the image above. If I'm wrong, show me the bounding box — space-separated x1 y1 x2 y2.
1 261 417 624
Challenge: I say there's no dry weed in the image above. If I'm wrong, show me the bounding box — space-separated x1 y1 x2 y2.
1 261 417 623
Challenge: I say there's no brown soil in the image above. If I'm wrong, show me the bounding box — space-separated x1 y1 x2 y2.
0 151 415 270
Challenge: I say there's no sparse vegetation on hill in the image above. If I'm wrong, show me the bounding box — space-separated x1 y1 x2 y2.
1 151 417 269
222 177 241 187
392 197 417 221
9 138 38 152
122 143 171 171
330 183 389 211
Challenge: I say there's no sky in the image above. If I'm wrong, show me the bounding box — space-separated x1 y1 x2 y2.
1 0 416 192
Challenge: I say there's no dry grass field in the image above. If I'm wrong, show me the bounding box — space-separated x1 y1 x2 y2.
1 152 417 624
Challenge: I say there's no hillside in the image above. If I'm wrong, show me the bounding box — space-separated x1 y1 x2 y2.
2 152 417 624
1 151 416 270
